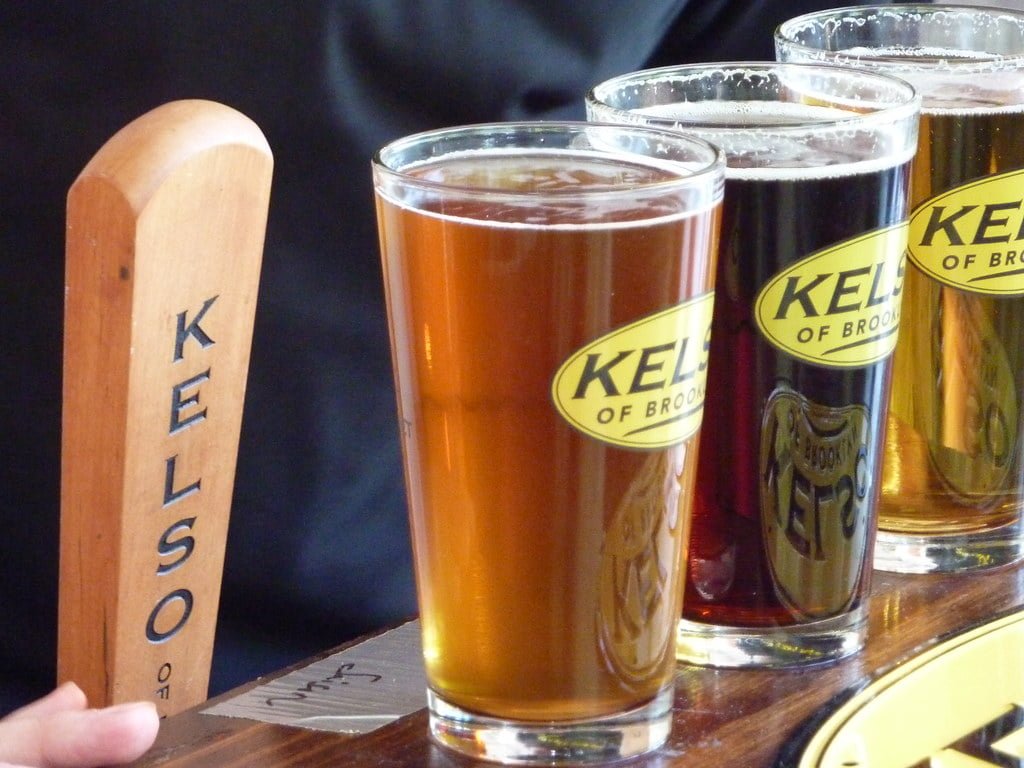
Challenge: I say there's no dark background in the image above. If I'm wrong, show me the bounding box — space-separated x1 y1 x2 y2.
0 0 888 713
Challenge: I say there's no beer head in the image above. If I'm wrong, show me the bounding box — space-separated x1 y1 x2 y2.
586 62 920 176
775 5 1024 112
372 121 724 226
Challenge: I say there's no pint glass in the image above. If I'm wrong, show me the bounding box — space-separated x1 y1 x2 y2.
588 63 919 667
372 123 723 762
778 6 1024 574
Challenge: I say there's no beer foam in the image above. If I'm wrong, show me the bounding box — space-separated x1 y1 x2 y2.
382 148 720 230
722 154 910 183
632 101 916 181
829 47 1024 113
637 100 851 126
843 45 1000 61
411 150 684 192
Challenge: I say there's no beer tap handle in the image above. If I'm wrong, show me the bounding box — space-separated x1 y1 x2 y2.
58 100 273 717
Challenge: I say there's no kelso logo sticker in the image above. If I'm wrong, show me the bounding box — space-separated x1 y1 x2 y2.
754 224 907 368
908 167 1024 295
551 293 714 450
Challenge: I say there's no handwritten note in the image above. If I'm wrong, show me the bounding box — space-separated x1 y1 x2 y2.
203 620 426 734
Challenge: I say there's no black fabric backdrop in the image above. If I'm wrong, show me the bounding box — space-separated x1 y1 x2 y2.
0 0 886 713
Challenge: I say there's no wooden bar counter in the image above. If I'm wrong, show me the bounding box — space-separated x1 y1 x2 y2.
132 564 1024 767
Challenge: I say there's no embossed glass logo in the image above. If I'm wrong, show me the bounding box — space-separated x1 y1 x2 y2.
598 449 687 681
760 387 871 620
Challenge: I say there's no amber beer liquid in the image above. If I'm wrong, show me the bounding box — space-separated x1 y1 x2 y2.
373 123 722 763
882 101 1024 561
378 157 709 716
776 5 1024 573
588 63 920 667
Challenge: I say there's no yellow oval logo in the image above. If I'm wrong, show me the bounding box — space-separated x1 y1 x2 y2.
754 224 908 368
551 294 714 449
908 167 1024 295
795 609 1024 767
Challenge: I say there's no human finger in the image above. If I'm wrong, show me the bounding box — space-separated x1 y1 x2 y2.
0 701 159 768
2 684 88 723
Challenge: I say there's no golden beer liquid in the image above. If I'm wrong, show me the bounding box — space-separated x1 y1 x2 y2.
881 106 1024 534
377 153 718 720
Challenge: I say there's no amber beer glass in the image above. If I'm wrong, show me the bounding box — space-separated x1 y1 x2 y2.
778 6 1024 574
589 63 919 667
372 123 723 762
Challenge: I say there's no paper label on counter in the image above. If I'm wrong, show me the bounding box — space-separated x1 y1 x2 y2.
202 620 426 734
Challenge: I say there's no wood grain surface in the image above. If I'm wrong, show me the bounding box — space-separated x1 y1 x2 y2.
59 99 272 717
130 563 1024 766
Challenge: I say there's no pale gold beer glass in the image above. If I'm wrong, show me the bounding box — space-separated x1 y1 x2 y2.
588 63 919 668
372 122 723 763
778 5 1024 574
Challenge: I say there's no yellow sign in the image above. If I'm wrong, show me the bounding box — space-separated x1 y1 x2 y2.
796 609 1024 767
908 167 1024 295
551 293 714 449
754 224 908 368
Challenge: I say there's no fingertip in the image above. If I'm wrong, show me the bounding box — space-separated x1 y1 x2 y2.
42 701 161 767
103 701 161 762
54 681 89 710
4 681 88 722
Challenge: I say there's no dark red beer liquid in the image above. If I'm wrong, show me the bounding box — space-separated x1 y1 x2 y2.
686 162 911 627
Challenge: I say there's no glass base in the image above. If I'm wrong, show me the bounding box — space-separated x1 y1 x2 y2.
874 526 1024 574
427 684 674 764
675 605 867 669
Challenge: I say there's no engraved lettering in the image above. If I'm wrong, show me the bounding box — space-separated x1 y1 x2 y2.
146 589 193 643
163 455 201 506
170 369 210 434
156 518 196 576
173 296 218 362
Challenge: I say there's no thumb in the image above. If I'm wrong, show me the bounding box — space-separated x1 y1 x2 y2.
0 701 159 768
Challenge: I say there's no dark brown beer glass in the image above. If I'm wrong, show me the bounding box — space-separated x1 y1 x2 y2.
373 122 723 762
589 63 919 667
778 5 1024 575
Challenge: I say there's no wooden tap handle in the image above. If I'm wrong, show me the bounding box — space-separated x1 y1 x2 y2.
58 99 273 717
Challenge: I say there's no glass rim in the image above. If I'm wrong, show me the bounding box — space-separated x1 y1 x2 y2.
371 120 725 201
775 4 1024 71
586 61 921 135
